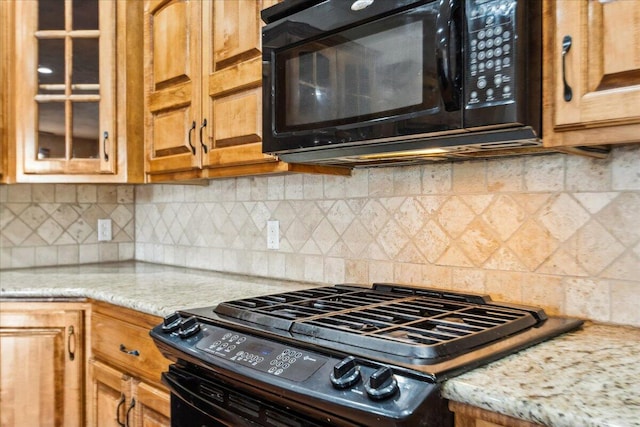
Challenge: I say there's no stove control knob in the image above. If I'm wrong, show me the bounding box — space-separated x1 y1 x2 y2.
365 366 398 400
330 356 361 389
161 312 181 333
178 316 201 339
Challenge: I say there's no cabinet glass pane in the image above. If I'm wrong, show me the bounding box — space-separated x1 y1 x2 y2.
73 0 99 30
72 102 99 159
38 0 65 30
38 102 66 159
72 39 99 94
38 39 65 94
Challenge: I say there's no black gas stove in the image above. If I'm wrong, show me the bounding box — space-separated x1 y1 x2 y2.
150 284 583 427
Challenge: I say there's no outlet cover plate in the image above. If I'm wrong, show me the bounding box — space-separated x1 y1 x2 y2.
267 220 279 250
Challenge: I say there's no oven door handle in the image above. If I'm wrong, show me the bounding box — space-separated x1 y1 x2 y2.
436 0 461 111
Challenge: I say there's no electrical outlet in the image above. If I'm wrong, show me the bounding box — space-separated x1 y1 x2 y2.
267 220 279 250
98 219 112 241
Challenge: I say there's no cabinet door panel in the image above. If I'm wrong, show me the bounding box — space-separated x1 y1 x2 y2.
0 306 83 427
135 381 171 427
553 0 640 127
213 88 262 148
88 359 137 427
144 0 202 175
213 0 261 67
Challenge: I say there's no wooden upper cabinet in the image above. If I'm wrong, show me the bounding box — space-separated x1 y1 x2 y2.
144 0 202 177
543 0 640 148
144 0 349 182
2 0 144 183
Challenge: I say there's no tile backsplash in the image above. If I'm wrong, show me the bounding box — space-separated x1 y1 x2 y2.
2 146 639 327
0 184 135 268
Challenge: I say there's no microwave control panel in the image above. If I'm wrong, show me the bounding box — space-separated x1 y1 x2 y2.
465 0 517 109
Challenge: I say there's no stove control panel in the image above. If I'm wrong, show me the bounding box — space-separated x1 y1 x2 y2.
195 329 328 382
152 314 440 415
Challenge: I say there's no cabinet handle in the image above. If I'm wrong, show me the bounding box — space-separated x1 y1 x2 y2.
561 35 573 102
119 344 140 357
199 118 208 153
103 131 109 161
116 394 126 427
125 398 136 427
187 121 196 155
67 326 76 361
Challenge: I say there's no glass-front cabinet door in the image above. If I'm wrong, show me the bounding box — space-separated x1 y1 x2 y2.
14 0 115 177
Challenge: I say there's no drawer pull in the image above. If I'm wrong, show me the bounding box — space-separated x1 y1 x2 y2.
67 326 76 361
561 35 573 102
125 398 136 427
119 344 140 357
116 394 126 427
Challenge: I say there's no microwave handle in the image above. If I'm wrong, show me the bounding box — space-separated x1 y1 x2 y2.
436 0 461 111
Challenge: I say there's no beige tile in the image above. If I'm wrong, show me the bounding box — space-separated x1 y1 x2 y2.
451 268 486 293
421 163 452 194
507 220 557 271
324 175 346 199
345 169 369 198
521 274 564 316
369 168 395 197
32 184 55 203
77 185 97 203
610 280 640 327
611 145 640 190
394 165 422 195
458 218 501 266
565 278 610 322
596 192 640 247
537 193 590 242
324 257 345 283
523 155 565 192
452 161 486 193
566 154 611 191
485 270 523 303
483 195 526 241
575 220 625 276
487 157 524 192
437 196 475 238
7 184 32 202
284 174 303 200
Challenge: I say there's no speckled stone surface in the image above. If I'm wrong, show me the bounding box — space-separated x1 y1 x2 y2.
442 323 640 427
1 262 638 427
0 261 320 317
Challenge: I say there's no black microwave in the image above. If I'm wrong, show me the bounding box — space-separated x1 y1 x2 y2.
261 0 543 166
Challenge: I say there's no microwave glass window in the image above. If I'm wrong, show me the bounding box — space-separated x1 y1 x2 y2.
282 19 432 128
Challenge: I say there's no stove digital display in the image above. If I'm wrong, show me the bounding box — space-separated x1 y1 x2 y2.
245 342 274 356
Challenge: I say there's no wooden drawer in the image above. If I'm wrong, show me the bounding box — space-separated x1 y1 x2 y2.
91 302 170 385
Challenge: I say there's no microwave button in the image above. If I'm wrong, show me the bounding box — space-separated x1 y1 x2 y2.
486 60 495 70
478 30 486 40
486 16 495 25
486 39 494 49
503 44 511 54
477 78 487 89
495 36 503 46
494 75 503 86
486 50 494 59
486 28 494 38
503 57 511 67
478 40 486 50
495 47 503 57
503 30 511 39
495 26 503 35
478 51 486 61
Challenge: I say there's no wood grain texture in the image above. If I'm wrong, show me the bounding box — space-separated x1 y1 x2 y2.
449 401 543 427
542 0 640 148
0 301 88 427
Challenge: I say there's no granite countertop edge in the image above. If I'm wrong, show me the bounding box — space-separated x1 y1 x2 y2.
1 261 638 427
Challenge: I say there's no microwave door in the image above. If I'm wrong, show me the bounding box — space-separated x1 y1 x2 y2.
263 0 464 155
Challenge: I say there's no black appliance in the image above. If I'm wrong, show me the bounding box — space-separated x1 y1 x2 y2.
150 283 582 426
261 0 544 167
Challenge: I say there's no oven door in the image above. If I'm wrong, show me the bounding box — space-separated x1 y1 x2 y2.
163 363 356 427
262 0 463 154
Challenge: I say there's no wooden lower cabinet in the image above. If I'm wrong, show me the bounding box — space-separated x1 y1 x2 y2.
450 401 543 427
88 301 171 427
0 301 88 427
89 360 170 427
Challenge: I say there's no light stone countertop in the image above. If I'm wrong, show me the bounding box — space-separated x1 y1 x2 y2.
0 261 320 317
1 261 638 427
